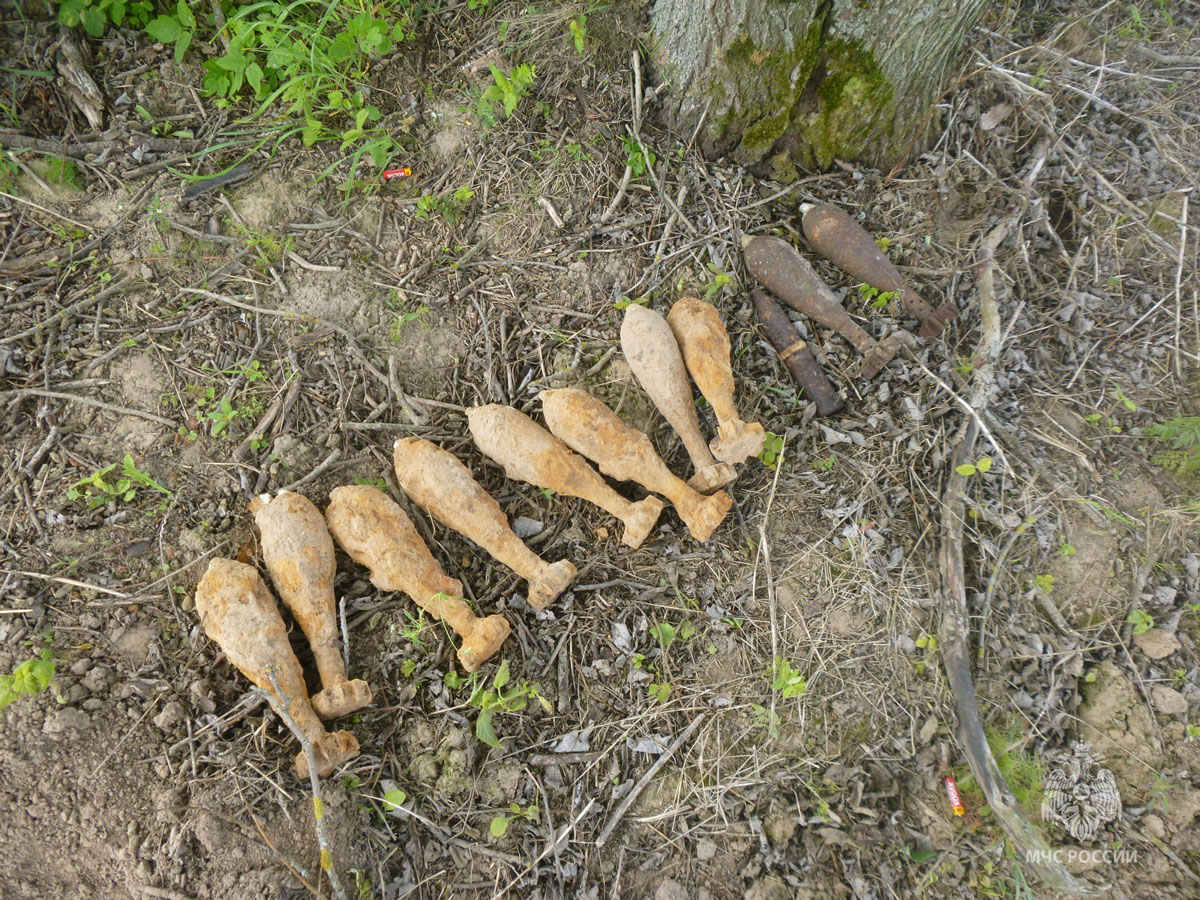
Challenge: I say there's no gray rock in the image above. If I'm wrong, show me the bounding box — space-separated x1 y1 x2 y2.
153 701 185 731
42 708 92 737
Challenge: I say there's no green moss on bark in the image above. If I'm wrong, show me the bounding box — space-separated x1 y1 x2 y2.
704 27 896 172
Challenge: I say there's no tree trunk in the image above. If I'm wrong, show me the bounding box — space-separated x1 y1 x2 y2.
649 0 987 174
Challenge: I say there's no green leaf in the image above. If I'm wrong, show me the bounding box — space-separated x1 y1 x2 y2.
82 6 108 37
651 622 676 648
146 15 181 42
955 463 977 476
493 658 510 691
381 789 406 811
245 62 263 91
475 707 500 748
905 846 937 864
58 0 84 27
975 456 993 473
175 0 195 30
490 815 511 837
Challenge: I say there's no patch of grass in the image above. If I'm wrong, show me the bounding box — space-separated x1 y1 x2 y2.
1147 416 1200 477
954 719 1044 818
143 0 417 178
43 156 81 189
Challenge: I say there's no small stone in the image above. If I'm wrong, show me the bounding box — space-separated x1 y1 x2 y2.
745 876 790 900
695 838 717 861
82 666 112 693
1144 814 1166 839
655 879 689 900
1150 685 1188 715
896 634 917 654
763 810 797 847
42 708 92 737
1133 629 1181 660
153 701 185 731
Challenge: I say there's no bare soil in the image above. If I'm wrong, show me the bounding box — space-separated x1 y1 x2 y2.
2 2 1199 899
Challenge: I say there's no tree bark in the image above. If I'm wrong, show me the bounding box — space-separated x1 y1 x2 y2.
649 0 987 173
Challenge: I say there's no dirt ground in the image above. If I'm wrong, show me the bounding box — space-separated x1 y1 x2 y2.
2 2 1199 899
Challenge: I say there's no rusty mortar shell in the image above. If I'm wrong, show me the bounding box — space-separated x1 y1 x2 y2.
800 203 957 338
742 234 899 379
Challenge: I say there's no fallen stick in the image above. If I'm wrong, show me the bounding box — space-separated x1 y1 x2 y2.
261 669 348 900
595 712 705 848
937 214 1097 896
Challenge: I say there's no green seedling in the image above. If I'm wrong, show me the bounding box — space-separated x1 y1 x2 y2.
955 456 993 477
0 646 56 712
66 454 172 508
750 703 781 739
1127 609 1154 635
569 15 587 54
1084 385 1138 434
857 283 901 309
414 187 473 224
614 295 649 310
478 64 535 123
650 620 695 651
390 304 431 339
770 657 807 699
490 801 539 837
469 659 549 749
647 679 671 703
1186 724 1200 740
1059 541 1076 557
758 431 784 470
622 134 656 178
1034 573 1054 593
702 262 734 299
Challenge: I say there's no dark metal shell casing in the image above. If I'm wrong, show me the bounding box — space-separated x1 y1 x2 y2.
752 289 844 417
801 203 957 338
